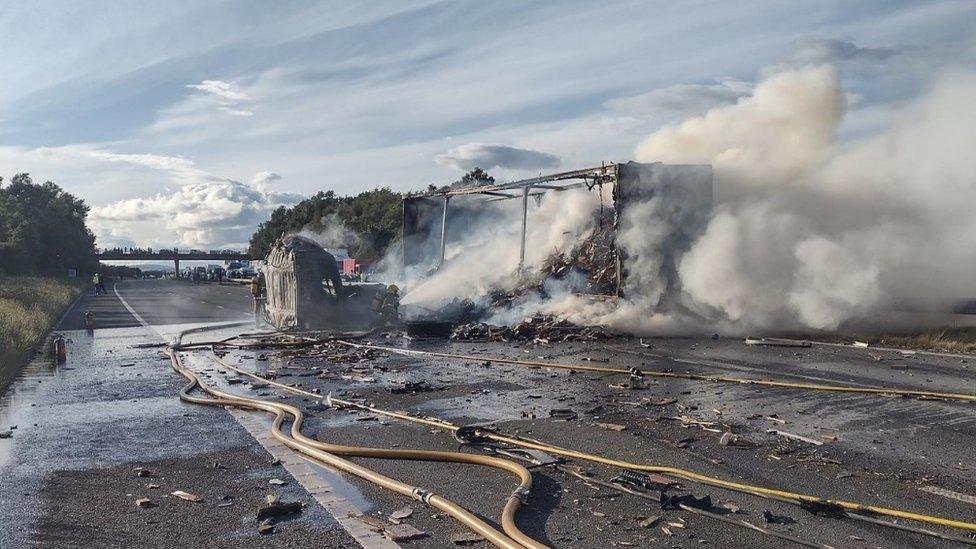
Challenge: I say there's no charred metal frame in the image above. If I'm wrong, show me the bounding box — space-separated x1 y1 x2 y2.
408 164 619 272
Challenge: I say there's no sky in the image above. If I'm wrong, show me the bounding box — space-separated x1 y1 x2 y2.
1 0 974 250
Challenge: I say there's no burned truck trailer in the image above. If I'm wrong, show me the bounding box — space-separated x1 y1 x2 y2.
401 161 713 300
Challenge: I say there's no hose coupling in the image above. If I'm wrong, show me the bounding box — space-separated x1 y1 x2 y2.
511 486 531 504
411 487 434 504
454 425 492 444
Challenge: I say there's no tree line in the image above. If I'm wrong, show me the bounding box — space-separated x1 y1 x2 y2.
0 174 97 276
247 168 494 261
0 168 495 276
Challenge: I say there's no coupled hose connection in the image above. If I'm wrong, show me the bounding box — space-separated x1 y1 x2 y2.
187 330 976 541
210 345 976 541
206 342 976 536
166 334 548 549
320 395 976 535
205 351 544 549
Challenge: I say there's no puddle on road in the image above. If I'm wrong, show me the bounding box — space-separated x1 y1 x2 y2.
0 326 161 469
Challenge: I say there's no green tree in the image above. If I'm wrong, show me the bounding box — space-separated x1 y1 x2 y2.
0 174 97 275
247 169 493 261
248 188 401 261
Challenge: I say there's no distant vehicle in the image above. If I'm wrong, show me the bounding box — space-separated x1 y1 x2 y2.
227 261 243 270
190 249 204 254
240 267 256 278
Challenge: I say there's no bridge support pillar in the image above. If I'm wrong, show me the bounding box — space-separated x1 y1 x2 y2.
174 258 180 277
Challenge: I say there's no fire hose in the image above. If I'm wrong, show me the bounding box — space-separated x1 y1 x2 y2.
166 331 549 549
204 348 976 542
336 341 976 403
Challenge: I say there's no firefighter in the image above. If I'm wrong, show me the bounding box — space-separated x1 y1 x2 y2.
92 273 102 296
250 271 266 328
371 284 400 324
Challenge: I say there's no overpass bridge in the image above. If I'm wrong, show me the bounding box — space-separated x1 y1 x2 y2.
95 251 251 274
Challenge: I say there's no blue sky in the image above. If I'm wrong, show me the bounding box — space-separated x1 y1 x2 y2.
1 0 974 249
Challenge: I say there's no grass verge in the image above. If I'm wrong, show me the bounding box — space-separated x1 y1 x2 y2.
864 327 976 354
0 276 82 386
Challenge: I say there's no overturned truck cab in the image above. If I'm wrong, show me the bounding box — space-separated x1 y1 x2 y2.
263 234 393 330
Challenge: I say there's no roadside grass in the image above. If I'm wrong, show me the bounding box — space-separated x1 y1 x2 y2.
0 276 82 385
866 327 976 354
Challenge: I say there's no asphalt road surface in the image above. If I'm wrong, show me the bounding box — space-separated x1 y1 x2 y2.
1 278 975 548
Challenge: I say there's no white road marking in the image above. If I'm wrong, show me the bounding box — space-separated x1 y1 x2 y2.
113 282 149 327
919 485 976 506
119 306 387 549
229 409 401 549
55 290 87 330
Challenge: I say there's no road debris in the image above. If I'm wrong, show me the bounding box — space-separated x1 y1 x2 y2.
257 519 275 535
638 515 662 528
257 500 303 520
388 505 414 521
135 498 154 508
452 314 611 342
360 515 427 541
171 490 203 502
766 429 824 446
744 337 812 348
450 531 486 544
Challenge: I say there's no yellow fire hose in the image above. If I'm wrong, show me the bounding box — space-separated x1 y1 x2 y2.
207 349 976 537
337 341 976 403
167 346 549 549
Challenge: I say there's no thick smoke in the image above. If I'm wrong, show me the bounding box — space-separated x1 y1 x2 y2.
618 65 976 332
293 213 360 256
398 64 976 335
399 187 601 309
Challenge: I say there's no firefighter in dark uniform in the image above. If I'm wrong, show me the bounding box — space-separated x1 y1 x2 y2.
371 284 400 324
250 271 266 328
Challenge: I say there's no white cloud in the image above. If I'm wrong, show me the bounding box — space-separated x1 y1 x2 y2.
90 179 301 249
606 80 753 122
218 106 254 117
3 1 976 253
186 80 250 101
437 143 560 171
185 79 256 118
795 38 900 64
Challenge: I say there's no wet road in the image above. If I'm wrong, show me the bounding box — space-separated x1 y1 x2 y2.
58 277 254 330
2 278 975 548
0 279 360 548
243 334 976 548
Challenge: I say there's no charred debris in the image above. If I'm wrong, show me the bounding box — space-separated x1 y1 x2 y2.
400 161 713 340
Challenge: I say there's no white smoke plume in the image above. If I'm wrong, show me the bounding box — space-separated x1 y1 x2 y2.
293 213 360 256
400 186 601 308
610 65 976 333
397 64 976 335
